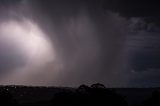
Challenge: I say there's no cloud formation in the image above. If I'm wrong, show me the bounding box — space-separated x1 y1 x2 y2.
0 0 160 87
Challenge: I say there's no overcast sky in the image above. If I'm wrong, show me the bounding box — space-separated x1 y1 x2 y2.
0 0 159 87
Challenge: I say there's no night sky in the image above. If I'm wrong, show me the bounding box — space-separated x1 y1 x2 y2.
0 0 160 87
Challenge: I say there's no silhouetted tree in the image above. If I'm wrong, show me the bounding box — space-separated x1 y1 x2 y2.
50 84 128 106
91 83 106 89
77 84 90 93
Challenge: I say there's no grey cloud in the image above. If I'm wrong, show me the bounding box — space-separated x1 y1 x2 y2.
0 0 160 87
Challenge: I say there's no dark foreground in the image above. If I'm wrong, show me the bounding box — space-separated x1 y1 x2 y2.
0 84 160 106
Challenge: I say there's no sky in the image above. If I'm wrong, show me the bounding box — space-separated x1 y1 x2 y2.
0 0 160 87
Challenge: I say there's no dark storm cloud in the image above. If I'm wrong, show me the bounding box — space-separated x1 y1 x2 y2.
102 0 160 87
0 0 160 87
22 0 129 86
103 0 160 18
127 23 160 72
30 0 160 87
126 17 160 87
